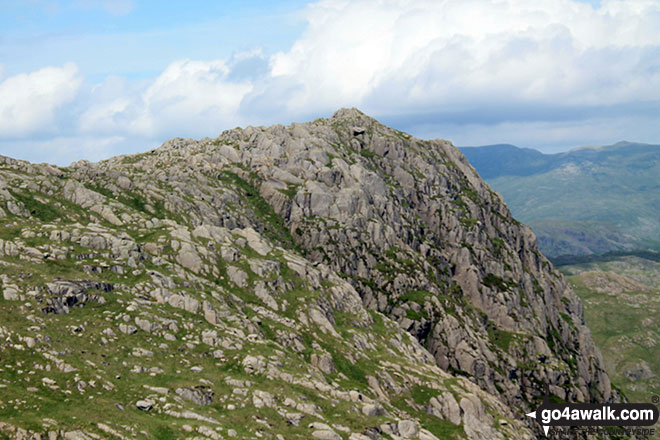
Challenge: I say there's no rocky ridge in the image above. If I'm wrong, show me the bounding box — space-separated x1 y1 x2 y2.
0 109 613 439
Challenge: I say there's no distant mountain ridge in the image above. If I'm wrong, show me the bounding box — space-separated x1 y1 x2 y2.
459 144 552 179
461 141 660 257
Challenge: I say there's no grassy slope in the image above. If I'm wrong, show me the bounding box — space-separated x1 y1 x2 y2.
559 256 660 404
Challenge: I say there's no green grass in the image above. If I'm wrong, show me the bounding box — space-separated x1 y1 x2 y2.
487 325 517 352
398 290 432 305
278 184 300 199
482 273 508 291
326 348 369 390
406 308 427 320
359 149 377 159
491 237 505 257
220 171 300 252
459 217 478 228
0 224 22 240
120 153 147 164
568 271 660 403
149 425 179 440
84 183 114 199
420 417 466 439
117 190 150 215
391 389 466 439
9 191 64 222
410 384 437 405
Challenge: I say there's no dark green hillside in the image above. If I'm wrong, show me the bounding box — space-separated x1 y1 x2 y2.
461 142 660 256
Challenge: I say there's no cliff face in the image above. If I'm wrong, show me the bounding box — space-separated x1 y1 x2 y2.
0 109 611 439
216 108 611 405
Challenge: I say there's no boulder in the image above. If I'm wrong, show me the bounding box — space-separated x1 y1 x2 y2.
397 420 418 439
136 400 154 411
175 386 214 406
311 352 335 375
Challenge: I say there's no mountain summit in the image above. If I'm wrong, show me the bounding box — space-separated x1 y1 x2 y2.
0 109 612 439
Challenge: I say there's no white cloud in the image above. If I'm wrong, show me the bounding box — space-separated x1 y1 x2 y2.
5 0 660 164
79 59 254 138
78 75 143 135
138 60 253 137
263 0 660 115
0 134 155 166
0 63 81 138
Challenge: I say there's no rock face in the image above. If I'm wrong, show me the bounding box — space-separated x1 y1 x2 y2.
0 109 614 440
218 108 612 408
175 386 214 406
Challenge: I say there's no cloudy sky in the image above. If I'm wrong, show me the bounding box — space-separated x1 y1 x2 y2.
1 0 660 165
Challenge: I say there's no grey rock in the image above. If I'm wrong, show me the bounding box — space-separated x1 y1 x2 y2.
63 180 105 208
312 431 341 440
311 352 335 375
177 247 203 274
252 390 275 408
254 281 279 310
361 404 384 417
63 431 96 440
183 296 201 313
623 361 655 381
135 318 154 333
348 435 372 440
135 400 154 411
430 392 461 425
6 200 24 216
2 286 20 301
41 280 112 315
175 386 214 406
397 420 418 438
227 266 248 287
119 324 138 335
131 348 153 357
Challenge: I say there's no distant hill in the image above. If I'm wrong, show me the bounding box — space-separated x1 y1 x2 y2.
460 144 553 179
461 141 660 257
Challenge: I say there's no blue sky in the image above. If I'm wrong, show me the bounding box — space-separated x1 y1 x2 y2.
1 1 307 80
2 0 659 165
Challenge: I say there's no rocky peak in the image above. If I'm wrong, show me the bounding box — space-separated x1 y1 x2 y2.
0 110 615 439
331 107 371 122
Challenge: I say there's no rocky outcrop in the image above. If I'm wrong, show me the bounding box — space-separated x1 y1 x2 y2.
175 386 214 406
0 109 615 439
41 280 113 314
200 108 612 410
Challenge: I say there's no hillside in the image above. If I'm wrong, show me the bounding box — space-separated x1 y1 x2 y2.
461 142 660 257
0 109 613 439
560 255 660 405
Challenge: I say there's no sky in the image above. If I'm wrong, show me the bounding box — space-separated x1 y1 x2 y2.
1 0 660 165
